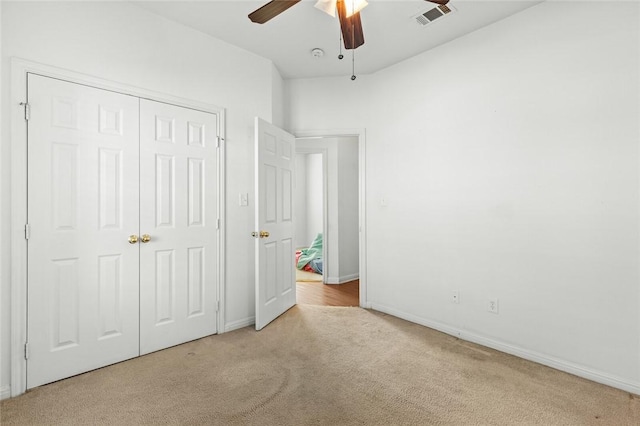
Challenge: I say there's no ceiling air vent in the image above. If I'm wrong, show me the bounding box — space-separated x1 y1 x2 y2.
415 4 454 26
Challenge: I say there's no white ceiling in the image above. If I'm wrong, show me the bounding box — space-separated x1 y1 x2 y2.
133 0 542 79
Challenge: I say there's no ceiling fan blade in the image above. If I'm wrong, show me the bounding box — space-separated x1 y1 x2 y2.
337 1 365 50
248 0 301 24
425 0 450 5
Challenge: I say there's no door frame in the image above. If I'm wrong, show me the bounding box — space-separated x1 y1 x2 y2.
292 129 368 308
294 147 329 284
10 58 227 397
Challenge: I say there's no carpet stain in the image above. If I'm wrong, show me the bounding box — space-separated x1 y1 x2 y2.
228 367 292 422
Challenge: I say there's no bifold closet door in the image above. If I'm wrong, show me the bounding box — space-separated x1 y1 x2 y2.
27 74 141 389
139 99 219 355
26 75 219 389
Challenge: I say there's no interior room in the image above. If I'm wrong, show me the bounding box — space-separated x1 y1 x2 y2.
1 0 639 423
294 136 360 306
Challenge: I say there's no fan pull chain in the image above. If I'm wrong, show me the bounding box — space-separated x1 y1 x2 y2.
351 48 356 80
338 30 344 60
351 16 356 80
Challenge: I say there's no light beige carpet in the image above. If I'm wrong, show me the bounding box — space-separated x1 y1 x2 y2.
2 305 638 425
296 268 323 282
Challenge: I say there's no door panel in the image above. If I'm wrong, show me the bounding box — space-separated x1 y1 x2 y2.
27 75 221 387
255 118 296 330
139 99 218 354
27 74 140 389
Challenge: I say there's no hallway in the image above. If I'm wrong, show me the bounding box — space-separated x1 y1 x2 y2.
296 280 359 307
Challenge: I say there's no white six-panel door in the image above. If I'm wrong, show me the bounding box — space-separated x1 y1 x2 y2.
27 74 141 388
27 75 219 388
255 118 296 330
139 99 218 354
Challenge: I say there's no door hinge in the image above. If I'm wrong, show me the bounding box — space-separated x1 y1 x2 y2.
24 342 29 360
20 102 30 121
24 224 31 240
216 218 220 230
216 136 221 148
216 301 220 313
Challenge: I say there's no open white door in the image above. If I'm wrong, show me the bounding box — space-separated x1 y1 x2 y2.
254 118 296 330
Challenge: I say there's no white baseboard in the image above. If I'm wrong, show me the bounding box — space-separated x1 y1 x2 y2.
224 316 255 333
369 302 640 396
326 273 359 285
1 385 11 400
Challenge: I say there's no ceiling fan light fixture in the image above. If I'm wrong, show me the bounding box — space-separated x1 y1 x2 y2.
314 0 337 17
344 0 368 18
314 0 368 18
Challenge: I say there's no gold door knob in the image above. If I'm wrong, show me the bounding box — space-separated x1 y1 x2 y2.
141 234 151 243
251 231 270 238
128 235 139 244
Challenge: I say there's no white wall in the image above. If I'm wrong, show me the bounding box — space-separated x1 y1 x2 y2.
305 153 324 245
287 1 640 393
1 1 282 395
0 0 8 401
294 154 308 248
337 139 359 280
271 64 285 128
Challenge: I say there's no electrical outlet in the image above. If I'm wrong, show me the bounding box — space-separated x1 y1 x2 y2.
488 298 499 314
452 290 459 304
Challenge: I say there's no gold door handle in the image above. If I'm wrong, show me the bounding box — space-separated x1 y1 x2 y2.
128 235 139 244
141 234 151 243
251 231 270 238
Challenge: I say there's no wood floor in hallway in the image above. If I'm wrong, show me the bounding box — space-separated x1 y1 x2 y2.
296 280 359 307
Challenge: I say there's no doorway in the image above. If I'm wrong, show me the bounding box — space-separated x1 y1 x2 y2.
294 136 360 307
294 151 325 284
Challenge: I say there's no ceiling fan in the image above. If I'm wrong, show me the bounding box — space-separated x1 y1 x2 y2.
248 0 451 50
